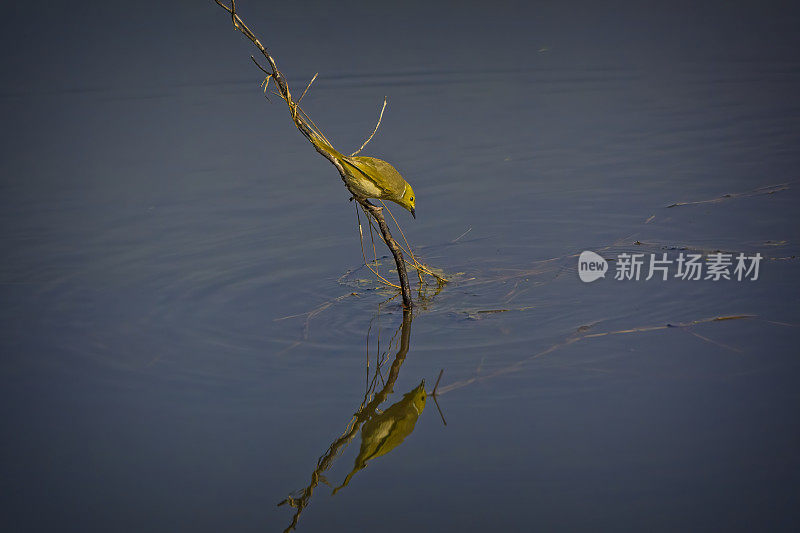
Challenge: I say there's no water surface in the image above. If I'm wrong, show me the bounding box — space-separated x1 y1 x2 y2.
2 1 800 531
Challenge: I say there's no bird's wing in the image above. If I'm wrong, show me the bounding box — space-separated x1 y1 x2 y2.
366 413 420 461
343 156 406 197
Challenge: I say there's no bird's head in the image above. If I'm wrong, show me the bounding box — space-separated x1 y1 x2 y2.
398 182 416 219
404 379 427 413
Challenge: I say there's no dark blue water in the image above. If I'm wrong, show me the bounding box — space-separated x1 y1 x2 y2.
2 1 800 531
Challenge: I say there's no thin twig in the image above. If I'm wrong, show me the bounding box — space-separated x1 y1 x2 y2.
437 314 759 395
378 200 449 283
431 393 448 426
355 205 400 289
429 369 447 426
351 97 388 157
432 369 444 395
452 227 472 243
297 72 318 104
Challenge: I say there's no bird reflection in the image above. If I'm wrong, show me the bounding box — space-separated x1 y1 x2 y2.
332 379 426 495
278 307 442 532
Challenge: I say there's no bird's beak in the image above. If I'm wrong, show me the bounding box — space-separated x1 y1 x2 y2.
410 208 416 219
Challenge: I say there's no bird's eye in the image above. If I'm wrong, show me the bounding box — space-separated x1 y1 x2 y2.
410 197 414 201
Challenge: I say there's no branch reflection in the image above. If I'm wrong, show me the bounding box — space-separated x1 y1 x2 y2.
278 307 430 532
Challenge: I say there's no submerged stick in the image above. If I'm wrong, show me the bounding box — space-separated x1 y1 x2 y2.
215 0 414 308
357 199 412 307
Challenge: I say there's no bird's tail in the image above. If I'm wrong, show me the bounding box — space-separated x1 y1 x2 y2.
309 130 344 162
331 462 365 495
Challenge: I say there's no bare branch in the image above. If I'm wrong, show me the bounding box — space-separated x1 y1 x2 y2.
215 1 414 308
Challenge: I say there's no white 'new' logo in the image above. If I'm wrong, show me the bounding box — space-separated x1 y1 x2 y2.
578 251 608 282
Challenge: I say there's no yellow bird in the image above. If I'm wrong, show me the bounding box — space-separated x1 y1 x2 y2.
332 380 426 494
310 132 417 218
